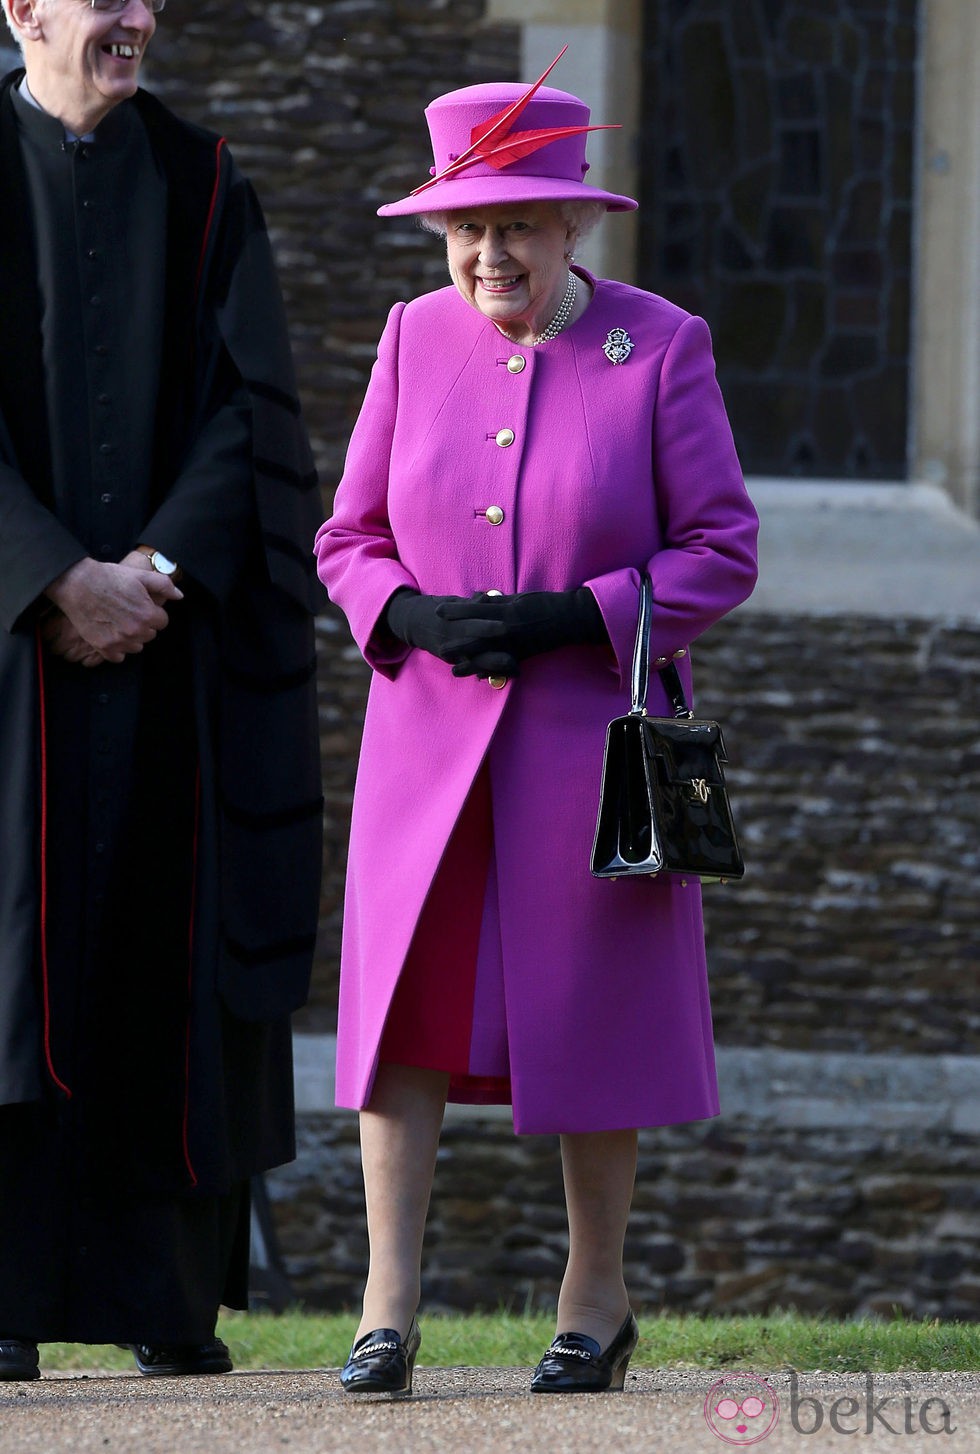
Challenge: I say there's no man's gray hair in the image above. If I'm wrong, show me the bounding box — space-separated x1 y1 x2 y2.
2 0 53 48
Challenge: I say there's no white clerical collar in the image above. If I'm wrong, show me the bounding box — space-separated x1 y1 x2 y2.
18 77 97 144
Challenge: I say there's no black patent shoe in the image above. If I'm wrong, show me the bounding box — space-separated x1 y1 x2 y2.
0 1339 40 1381
340 1318 421 1394
530 1311 638 1393
129 1338 233 1376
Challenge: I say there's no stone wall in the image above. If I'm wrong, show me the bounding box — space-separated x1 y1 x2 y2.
269 1106 980 1320
696 612 980 1054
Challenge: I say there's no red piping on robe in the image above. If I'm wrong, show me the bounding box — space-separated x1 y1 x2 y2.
35 625 72 1098
195 137 227 295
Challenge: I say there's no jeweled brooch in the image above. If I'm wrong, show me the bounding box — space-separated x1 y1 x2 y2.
603 327 634 364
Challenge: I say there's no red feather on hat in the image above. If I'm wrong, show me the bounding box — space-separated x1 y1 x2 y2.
409 45 619 197
476 123 617 172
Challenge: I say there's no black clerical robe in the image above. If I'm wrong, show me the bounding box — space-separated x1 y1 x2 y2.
0 73 323 1342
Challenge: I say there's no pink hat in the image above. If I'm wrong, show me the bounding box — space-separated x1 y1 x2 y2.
377 47 638 218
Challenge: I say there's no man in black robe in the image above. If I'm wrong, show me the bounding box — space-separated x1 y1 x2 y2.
0 0 323 1378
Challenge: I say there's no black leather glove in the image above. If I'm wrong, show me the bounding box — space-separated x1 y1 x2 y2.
440 588 608 678
385 588 502 666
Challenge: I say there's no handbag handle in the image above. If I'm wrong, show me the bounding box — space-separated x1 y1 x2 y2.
630 572 693 720
629 572 653 714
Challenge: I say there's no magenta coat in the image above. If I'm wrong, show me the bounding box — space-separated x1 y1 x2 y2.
315 270 759 1134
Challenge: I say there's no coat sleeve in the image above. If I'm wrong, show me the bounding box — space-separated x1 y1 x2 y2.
154 152 321 614
137 359 255 604
214 168 323 616
0 409 86 635
584 313 759 684
314 302 420 678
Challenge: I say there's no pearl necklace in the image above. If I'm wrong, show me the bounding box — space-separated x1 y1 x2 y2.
532 270 577 344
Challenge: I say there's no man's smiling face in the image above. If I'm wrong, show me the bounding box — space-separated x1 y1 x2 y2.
13 0 157 134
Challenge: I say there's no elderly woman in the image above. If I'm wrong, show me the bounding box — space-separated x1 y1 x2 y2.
315 52 758 1395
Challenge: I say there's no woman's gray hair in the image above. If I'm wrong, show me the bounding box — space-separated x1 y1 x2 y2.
421 198 608 247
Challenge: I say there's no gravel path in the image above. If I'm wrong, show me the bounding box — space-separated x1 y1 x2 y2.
4 1369 980 1454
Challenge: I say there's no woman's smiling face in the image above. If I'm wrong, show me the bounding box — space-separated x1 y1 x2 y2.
444 203 575 345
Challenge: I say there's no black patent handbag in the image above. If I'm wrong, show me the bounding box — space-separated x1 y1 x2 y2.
590 574 744 882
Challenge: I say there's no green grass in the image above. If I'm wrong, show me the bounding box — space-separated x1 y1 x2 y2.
37 1311 980 1373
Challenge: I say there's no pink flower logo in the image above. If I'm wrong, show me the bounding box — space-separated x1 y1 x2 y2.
704 1373 780 1445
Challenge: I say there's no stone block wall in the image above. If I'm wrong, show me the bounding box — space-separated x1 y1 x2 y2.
695 611 980 1054
268 1109 980 1320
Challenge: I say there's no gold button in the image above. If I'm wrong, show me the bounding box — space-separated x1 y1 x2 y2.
674 648 687 658
495 428 515 447
507 355 526 374
485 505 505 525
485 589 503 597
488 675 508 689
655 656 668 665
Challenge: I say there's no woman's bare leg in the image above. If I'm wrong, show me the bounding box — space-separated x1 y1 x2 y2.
355 1063 449 1339
556 1128 638 1347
